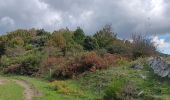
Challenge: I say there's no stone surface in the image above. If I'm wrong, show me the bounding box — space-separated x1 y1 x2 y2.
149 57 170 78
131 64 143 70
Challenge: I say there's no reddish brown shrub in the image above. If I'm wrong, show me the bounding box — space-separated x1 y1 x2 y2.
45 57 65 66
36 56 66 77
81 52 105 69
4 64 21 74
52 52 120 79
103 53 119 67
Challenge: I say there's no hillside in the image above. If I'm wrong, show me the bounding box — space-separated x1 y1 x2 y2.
0 26 168 100
0 58 170 100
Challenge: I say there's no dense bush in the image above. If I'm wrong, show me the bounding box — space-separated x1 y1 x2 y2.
52 52 118 79
0 41 6 56
131 34 156 59
104 79 138 100
3 51 43 75
0 55 15 67
94 25 117 48
48 31 66 49
9 37 24 47
73 27 85 45
36 56 66 78
0 27 158 78
50 81 80 94
107 40 132 55
83 36 99 50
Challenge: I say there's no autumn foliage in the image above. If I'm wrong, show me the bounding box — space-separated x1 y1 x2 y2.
52 52 119 79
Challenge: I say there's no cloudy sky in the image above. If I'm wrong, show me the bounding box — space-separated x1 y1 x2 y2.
0 0 170 54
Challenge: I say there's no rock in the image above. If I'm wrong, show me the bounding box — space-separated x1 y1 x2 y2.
131 64 143 70
138 91 144 96
139 74 146 79
149 57 170 78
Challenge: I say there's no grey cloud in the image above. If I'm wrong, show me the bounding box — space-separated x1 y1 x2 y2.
0 0 170 38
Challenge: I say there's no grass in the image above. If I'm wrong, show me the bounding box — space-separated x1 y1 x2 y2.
0 58 170 100
17 76 95 100
0 77 24 100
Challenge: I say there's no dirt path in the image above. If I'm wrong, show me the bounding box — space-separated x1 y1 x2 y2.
15 80 42 100
0 79 7 85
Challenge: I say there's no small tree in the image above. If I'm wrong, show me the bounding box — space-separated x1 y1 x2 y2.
49 31 66 49
73 27 85 45
132 34 156 59
0 41 5 57
83 36 99 50
94 24 117 48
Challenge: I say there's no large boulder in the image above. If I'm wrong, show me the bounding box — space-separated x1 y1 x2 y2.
149 57 170 78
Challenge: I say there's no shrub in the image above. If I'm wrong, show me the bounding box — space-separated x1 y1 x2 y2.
50 81 74 94
131 34 156 59
0 55 15 67
5 47 25 57
20 54 41 75
25 44 34 50
3 64 21 74
48 32 66 49
36 56 66 78
115 57 130 66
103 53 119 66
9 37 24 47
95 49 107 56
0 41 5 56
104 78 126 100
3 51 43 75
52 52 118 79
50 80 82 95
6 29 33 43
104 79 138 100
73 27 85 45
83 36 99 50
94 25 117 48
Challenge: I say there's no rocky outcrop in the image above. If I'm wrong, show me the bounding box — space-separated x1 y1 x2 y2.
149 57 170 78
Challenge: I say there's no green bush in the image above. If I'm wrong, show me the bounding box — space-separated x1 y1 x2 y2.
25 44 34 50
0 55 15 67
50 80 84 96
83 36 99 50
4 51 44 75
73 27 85 45
104 79 126 100
50 81 76 94
104 79 138 100
94 25 116 48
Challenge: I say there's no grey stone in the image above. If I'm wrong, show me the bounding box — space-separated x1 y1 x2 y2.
149 57 170 78
131 64 144 70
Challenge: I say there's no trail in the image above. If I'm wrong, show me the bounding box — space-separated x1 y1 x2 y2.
0 78 7 85
15 79 42 100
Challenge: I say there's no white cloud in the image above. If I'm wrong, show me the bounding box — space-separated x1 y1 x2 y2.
151 35 170 54
0 16 15 26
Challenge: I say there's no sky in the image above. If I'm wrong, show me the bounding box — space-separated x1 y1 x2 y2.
0 0 170 54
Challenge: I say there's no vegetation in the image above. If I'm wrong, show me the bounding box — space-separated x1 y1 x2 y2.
0 25 163 100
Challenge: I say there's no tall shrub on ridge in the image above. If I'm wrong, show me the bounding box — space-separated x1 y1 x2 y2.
94 25 117 48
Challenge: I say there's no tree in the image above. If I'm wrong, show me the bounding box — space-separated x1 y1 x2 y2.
36 29 50 36
94 25 117 48
83 36 99 50
49 31 66 49
0 41 5 57
73 27 85 45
